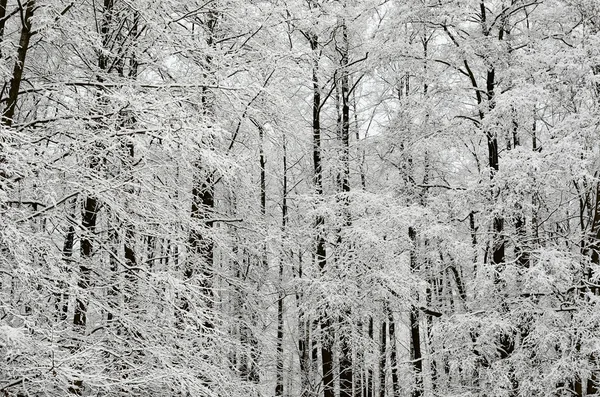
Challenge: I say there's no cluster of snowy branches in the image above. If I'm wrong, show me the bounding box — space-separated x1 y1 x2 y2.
1 0 600 396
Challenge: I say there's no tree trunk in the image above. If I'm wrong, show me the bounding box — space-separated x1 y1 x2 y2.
337 19 353 397
379 316 387 397
409 227 423 397
275 125 288 396
184 9 218 330
0 0 9 59
306 31 334 397
3 0 35 126
387 306 400 397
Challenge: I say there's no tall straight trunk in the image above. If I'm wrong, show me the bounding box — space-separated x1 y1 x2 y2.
339 334 353 397
73 197 98 328
366 317 374 397
379 317 387 397
185 10 218 330
275 129 288 396
57 224 75 321
387 306 400 397
408 227 423 397
296 254 312 397
237 122 266 384
583 58 600 397
69 194 97 395
306 32 334 397
187 174 214 318
3 0 35 126
337 19 353 397
73 0 113 351
0 0 8 59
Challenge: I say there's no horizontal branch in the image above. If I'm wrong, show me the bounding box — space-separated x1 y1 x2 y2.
419 306 442 317
15 192 79 223
416 184 466 190
206 218 243 225
0 82 240 102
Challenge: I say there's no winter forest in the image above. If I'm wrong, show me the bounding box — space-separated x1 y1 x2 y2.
2 0 600 396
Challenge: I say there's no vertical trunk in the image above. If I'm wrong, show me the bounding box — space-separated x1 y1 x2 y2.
354 320 364 397
118 11 139 323
275 129 287 396
321 318 335 397
70 193 98 394
426 279 437 392
585 58 600 397
510 119 529 270
73 195 98 328
338 19 353 397
308 32 333 397
259 124 266 217
484 65 504 270
3 0 35 126
353 91 366 190
296 249 312 397
106 220 120 325
409 227 423 397
379 316 387 397
387 307 399 397
339 332 353 397
366 317 374 397
185 10 218 330
237 122 267 384
57 224 75 321
73 0 114 368
187 173 215 324
339 22 350 196
0 0 8 59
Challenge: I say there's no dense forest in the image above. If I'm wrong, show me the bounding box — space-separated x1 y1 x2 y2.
1 0 600 396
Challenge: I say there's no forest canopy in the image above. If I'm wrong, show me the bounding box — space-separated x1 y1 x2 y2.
1 0 600 396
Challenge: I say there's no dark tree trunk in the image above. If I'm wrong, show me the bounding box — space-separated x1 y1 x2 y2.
275 128 288 396
73 195 98 328
0 0 9 58
379 317 387 397
337 20 353 397
3 0 35 126
387 307 400 397
306 31 334 397
57 224 75 321
408 227 423 397
187 173 215 321
321 318 334 397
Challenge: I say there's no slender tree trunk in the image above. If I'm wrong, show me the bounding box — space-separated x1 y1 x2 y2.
0 0 9 59
379 316 387 397
409 227 423 397
387 306 399 397
185 10 218 331
275 128 288 396
3 0 35 126
57 224 75 321
337 19 353 397
73 196 97 329
306 32 334 397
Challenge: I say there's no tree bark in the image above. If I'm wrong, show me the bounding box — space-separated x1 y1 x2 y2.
379 316 387 397
409 227 423 397
275 128 287 396
337 19 353 397
387 306 400 397
3 0 35 126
